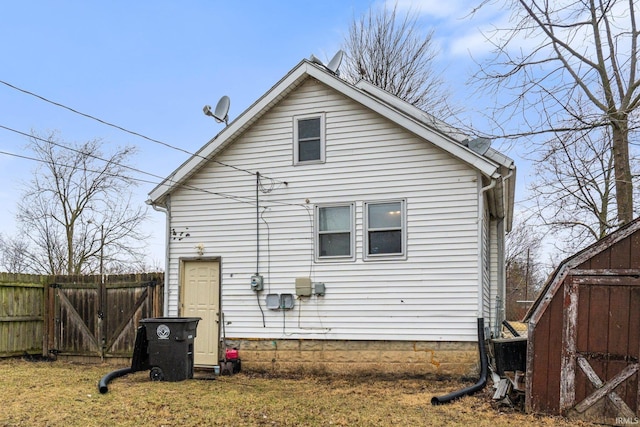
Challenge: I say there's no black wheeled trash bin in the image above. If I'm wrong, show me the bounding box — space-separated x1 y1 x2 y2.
139 317 201 382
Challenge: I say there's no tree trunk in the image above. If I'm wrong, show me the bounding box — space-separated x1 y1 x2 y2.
611 117 633 225
67 227 74 276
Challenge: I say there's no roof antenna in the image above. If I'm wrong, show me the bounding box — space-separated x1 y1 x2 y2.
203 95 231 125
308 50 344 76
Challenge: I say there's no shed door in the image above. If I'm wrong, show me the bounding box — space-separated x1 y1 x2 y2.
182 260 220 366
561 274 640 423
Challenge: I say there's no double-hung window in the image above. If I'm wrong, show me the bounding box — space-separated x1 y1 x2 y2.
316 204 354 260
294 113 325 164
364 200 406 260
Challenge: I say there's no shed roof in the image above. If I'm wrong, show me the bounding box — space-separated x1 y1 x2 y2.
148 59 515 224
524 217 640 323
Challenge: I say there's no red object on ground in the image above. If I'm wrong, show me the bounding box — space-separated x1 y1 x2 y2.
225 348 239 360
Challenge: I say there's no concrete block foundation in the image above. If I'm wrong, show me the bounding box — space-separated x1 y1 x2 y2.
223 338 479 377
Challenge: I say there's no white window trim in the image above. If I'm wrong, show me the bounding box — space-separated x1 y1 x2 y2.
293 113 325 165
314 202 355 262
363 199 407 261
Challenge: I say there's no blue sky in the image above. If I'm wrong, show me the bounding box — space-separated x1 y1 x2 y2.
0 0 516 266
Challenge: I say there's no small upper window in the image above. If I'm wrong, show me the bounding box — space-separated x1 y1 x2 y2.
294 114 325 164
365 200 406 260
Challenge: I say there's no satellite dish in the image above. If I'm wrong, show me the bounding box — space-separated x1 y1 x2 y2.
203 95 230 125
326 50 344 75
309 50 344 75
213 96 230 124
309 54 324 65
467 137 491 155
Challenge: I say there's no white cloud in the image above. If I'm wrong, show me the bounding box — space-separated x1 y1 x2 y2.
379 0 513 60
387 0 470 19
447 30 493 58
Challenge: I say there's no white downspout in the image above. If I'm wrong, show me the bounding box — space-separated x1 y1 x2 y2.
478 176 497 322
147 196 171 316
501 166 515 227
496 166 515 333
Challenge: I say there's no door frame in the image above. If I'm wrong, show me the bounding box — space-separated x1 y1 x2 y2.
178 257 222 366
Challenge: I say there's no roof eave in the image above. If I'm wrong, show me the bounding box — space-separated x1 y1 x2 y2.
523 217 640 323
311 67 501 178
148 60 313 203
149 59 510 203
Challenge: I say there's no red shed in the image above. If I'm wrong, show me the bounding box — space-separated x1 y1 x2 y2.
524 218 640 424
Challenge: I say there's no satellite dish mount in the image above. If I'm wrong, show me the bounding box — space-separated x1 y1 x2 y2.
203 95 231 125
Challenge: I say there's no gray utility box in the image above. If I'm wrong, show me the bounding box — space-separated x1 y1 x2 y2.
139 317 201 382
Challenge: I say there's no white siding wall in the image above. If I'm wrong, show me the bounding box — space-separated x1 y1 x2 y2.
166 79 481 342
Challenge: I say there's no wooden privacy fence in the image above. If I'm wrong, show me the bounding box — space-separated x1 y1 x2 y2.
0 273 163 360
0 275 45 357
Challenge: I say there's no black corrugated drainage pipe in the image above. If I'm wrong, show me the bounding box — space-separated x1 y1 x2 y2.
431 318 488 405
98 367 133 394
98 326 149 394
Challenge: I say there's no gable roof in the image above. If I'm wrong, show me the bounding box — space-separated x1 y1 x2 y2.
523 217 640 323
148 59 515 220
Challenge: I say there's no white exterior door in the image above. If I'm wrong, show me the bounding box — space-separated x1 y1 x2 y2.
181 260 220 366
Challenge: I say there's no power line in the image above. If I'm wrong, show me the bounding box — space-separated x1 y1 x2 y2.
0 78 285 181
0 145 307 209
0 147 257 206
1 127 301 209
0 137 257 207
0 79 195 154
0 149 41 164
0 124 167 182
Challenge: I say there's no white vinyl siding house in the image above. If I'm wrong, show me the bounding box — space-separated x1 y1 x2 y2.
149 59 515 373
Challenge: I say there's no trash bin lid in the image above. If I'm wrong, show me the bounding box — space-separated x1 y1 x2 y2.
140 317 201 324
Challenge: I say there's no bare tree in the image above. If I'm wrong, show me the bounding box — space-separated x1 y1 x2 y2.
529 117 622 253
341 2 453 118
0 233 32 273
16 131 148 275
473 0 640 225
505 217 544 319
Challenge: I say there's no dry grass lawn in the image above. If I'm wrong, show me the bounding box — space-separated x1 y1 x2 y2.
0 358 598 426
